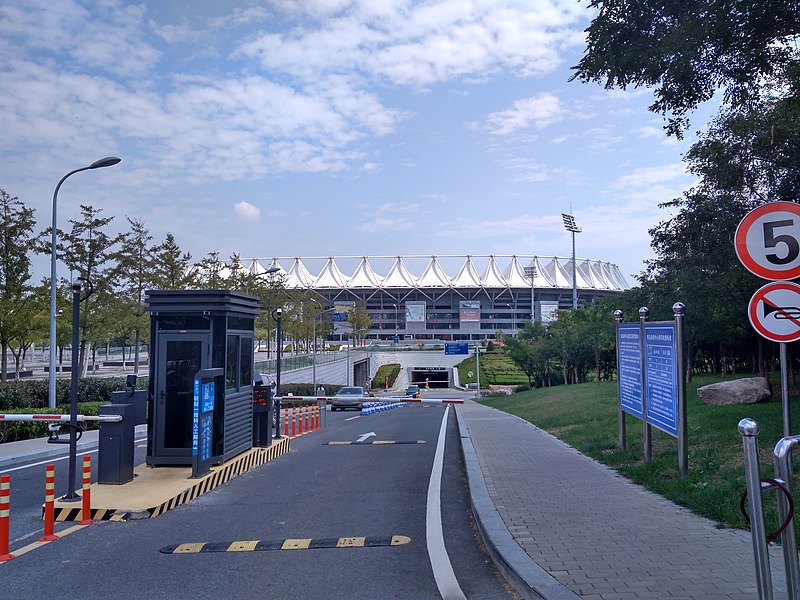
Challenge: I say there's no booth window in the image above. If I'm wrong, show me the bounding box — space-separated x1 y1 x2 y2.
226 334 254 391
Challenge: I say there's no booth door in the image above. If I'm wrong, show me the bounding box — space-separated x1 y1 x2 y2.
154 333 210 458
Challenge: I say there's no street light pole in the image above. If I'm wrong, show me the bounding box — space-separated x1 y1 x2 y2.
392 303 398 345
312 307 335 393
48 157 121 409
272 308 283 439
524 265 537 324
505 303 515 337
562 213 582 310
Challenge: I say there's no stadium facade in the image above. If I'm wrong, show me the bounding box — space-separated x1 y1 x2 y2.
245 255 630 342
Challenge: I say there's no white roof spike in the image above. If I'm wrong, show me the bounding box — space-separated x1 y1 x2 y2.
525 257 556 287
285 258 315 288
573 260 597 289
542 258 573 288
382 256 417 288
418 256 451 287
349 257 383 288
481 255 508 287
503 256 530 288
585 260 611 290
452 256 481 287
315 257 350 288
603 262 629 290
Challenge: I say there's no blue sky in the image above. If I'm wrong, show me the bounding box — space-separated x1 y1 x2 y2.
0 0 719 285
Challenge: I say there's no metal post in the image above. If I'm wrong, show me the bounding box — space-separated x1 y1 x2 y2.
273 308 283 439
674 302 688 477
475 342 481 399
524 265 536 323
739 418 774 600
774 435 800 598
614 310 626 451
639 307 651 462
63 284 81 502
781 343 791 438
346 343 350 386
571 231 577 309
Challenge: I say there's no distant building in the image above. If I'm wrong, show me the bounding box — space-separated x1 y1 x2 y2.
244 255 630 342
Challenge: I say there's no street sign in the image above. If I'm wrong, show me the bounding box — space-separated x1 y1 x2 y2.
444 343 469 355
617 323 643 419
735 201 800 280
644 323 678 437
748 281 800 342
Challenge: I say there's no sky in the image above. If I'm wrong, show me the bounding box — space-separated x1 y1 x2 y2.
0 0 720 287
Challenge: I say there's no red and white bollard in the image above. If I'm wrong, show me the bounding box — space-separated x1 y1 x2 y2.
0 474 13 562
80 455 92 525
284 406 289 437
291 406 296 437
39 464 58 542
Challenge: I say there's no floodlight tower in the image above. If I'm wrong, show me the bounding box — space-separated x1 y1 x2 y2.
562 213 582 309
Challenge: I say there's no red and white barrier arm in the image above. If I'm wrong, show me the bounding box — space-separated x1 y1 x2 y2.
274 396 463 404
0 414 123 422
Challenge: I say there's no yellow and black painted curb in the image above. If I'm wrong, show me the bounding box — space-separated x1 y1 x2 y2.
160 535 411 554
326 440 426 445
53 438 290 522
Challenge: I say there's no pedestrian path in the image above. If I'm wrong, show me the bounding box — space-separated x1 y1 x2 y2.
456 399 789 600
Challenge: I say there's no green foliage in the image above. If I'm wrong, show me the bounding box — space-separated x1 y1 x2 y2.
480 373 798 536
372 363 401 389
0 376 147 411
572 0 800 136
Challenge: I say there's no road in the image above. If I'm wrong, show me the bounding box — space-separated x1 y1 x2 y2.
1 394 517 599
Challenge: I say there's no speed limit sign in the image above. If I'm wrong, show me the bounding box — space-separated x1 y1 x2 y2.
735 201 800 280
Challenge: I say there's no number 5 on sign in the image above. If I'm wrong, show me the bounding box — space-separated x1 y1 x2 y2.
735 201 800 280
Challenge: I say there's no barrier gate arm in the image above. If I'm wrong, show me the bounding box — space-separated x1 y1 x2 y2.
774 435 800 599
0 414 123 422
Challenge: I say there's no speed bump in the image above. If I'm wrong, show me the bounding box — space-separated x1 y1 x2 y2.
160 535 411 554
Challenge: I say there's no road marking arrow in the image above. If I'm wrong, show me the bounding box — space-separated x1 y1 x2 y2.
357 432 376 443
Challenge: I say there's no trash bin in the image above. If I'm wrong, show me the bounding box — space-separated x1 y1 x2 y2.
98 403 135 484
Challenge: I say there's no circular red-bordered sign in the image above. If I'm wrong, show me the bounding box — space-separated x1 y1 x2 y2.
748 281 800 342
735 201 800 280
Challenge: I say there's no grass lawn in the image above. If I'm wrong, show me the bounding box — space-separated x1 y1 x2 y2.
479 373 799 540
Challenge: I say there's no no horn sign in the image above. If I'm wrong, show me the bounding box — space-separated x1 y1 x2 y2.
748 281 800 343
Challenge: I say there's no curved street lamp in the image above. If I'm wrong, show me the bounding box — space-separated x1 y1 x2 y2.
49 157 121 409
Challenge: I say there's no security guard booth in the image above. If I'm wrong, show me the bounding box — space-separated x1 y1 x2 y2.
145 290 260 467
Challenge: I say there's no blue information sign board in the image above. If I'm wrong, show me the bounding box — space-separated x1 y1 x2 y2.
617 324 643 418
192 379 200 456
201 381 215 413
445 343 469 355
644 323 678 437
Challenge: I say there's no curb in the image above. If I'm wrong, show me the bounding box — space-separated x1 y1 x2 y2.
454 406 580 600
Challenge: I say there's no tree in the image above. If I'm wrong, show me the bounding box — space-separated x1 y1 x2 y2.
193 251 226 289
57 205 123 376
572 0 800 136
0 189 40 380
350 303 372 347
499 322 552 388
151 233 196 290
113 218 156 374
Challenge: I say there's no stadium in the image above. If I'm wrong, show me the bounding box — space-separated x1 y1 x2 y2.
243 255 630 343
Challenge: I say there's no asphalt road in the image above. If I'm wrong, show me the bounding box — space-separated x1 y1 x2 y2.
1 400 517 600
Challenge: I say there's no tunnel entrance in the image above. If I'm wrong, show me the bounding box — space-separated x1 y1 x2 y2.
409 367 450 389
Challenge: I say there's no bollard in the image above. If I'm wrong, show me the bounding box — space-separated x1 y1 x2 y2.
39 464 59 542
301 405 306 434
291 406 296 437
739 418 773 600
284 406 289 438
315 405 319 430
0 474 13 562
774 435 800 598
80 455 92 525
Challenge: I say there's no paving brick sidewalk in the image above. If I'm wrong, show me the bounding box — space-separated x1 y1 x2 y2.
456 399 789 600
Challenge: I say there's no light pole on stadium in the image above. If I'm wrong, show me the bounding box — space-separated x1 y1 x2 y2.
49 157 121 409
562 213 582 310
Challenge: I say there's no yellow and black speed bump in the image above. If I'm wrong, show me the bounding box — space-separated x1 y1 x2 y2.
160 535 411 554
326 440 426 445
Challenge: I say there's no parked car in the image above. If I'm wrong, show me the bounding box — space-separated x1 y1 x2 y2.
331 386 365 411
406 384 421 398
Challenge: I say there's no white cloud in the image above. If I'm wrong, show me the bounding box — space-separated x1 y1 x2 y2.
484 94 564 135
234 201 261 221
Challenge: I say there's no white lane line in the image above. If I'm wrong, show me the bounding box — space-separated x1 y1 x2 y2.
426 405 466 600
1 436 148 474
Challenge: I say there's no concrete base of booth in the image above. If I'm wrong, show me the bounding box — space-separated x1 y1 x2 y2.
52 438 290 522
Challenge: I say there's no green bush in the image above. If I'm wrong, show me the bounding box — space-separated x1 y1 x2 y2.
373 363 401 389
0 402 102 443
0 377 148 411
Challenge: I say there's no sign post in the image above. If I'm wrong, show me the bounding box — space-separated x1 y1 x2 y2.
192 368 223 479
736 201 800 439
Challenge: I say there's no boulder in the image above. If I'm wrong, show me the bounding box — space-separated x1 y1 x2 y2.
697 377 771 406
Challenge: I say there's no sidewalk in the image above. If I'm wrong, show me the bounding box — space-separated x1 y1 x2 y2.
455 399 789 600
